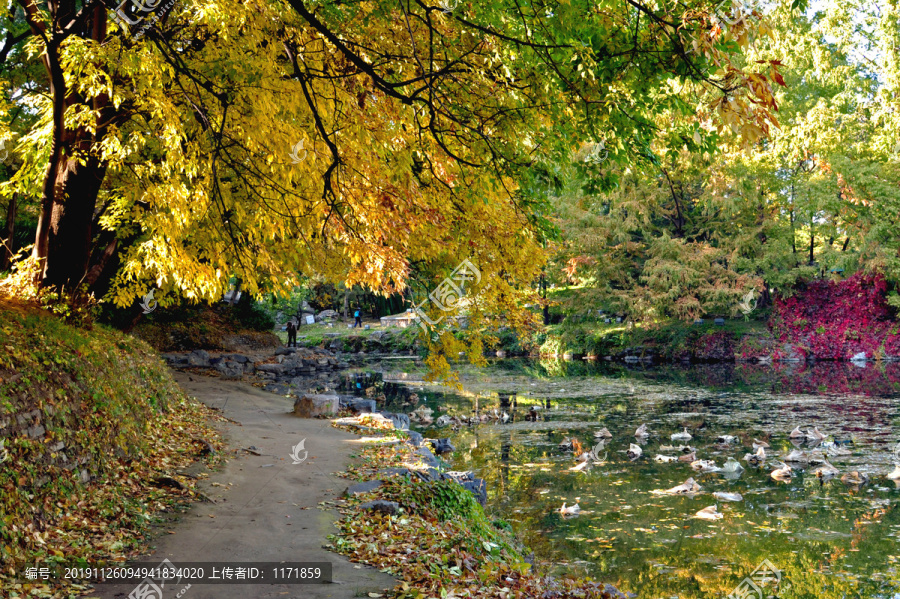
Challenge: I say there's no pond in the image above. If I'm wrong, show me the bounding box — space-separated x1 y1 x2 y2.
341 359 900 598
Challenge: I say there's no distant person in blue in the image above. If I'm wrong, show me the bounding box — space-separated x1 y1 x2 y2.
353 307 362 328
286 320 297 347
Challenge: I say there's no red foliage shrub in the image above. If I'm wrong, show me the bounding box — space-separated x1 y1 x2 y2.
770 273 898 361
690 331 735 361
736 334 773 361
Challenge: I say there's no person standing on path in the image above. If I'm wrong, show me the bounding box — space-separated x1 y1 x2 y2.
353 307 362 328
286 319 297 347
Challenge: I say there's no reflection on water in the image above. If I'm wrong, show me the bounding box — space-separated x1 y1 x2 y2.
341 359 900 598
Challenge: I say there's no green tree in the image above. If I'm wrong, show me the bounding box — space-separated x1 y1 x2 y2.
550 0 900 320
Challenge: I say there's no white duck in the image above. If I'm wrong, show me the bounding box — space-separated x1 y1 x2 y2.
578 440 607 463
569 461 591 472
652 477 702 495
808 426 826 441
722 457 745 474
713 491 743 502
691 459 721 473
789 426 807 439
654 454 678 463
820 441 851 456
671 427 693 442
594 427 613 439
889 464 900 480
752 439 770 449
770 462 793 482
627 443 643 460
814 460 840 480
559 502 581 515
694 505 723 521
587 441 607 462
716 435 738 444
635 424 650 438
784 449 808 464
659 444 691 452
743 446 766 466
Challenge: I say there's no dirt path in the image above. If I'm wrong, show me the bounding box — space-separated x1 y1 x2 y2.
91 372 395 599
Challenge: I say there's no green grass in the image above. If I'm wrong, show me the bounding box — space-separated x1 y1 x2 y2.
276 321 420 352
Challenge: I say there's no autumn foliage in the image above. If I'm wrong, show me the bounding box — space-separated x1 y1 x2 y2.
0 300 223 593
770 273 900 361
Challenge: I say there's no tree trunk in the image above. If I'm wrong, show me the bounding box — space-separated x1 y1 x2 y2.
756 189 767 245
121 304 147 334
26 3 115 290
760 284 771 309
30 32 66 284
789 182 796 255
40 157 108 288
343 287 349 319
809 225 814 266
1 193 16 270
541 273 549 325
83 230 118 289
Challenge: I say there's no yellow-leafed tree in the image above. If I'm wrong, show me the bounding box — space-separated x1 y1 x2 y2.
1 0 782 332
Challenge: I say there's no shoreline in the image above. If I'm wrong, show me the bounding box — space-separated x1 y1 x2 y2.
327 413 627 599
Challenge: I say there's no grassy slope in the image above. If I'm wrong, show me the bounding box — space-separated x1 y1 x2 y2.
0 298 223 597
131 303 281 352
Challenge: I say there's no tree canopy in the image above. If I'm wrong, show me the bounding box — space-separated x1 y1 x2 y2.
0 0 782 333
549 0 900 321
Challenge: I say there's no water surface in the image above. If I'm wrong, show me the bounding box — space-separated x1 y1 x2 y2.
343 359 900 598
